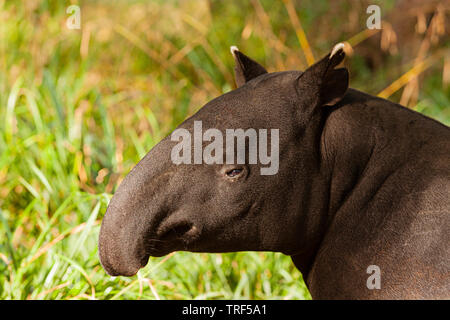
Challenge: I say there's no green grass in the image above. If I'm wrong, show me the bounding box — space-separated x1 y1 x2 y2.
0 0 448 300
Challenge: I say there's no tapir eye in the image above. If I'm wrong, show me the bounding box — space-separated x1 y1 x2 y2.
226 168 243 178
220 165 248 180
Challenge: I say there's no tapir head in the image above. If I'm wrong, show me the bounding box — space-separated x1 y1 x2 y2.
98 44 349 276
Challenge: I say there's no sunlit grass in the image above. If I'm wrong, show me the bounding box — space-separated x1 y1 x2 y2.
0 0 448 300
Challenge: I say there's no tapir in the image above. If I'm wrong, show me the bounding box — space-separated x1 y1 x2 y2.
98 43 450 299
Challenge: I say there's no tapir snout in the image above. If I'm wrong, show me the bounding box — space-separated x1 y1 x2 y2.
98 138 193 276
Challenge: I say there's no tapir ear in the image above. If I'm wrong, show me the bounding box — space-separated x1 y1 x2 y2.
231 46 268 87
301 43 349 107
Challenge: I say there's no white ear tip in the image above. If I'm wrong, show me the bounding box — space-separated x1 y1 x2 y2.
230 45 239 57
330 43 345 59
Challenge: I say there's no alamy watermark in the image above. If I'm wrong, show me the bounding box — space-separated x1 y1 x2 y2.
170 121 279 175
66 5 81 30
366 5 381 30
366 265 381 290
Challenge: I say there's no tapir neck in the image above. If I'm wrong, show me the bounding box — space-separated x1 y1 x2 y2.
292 88 423 282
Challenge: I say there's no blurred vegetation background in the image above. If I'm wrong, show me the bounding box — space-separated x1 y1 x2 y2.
0 0 448 300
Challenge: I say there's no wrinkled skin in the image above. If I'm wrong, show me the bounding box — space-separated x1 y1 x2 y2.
99 45 450 299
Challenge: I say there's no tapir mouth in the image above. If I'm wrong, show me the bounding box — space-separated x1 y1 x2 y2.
99 218 200 277
143 219 201 257
158 221 195 242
